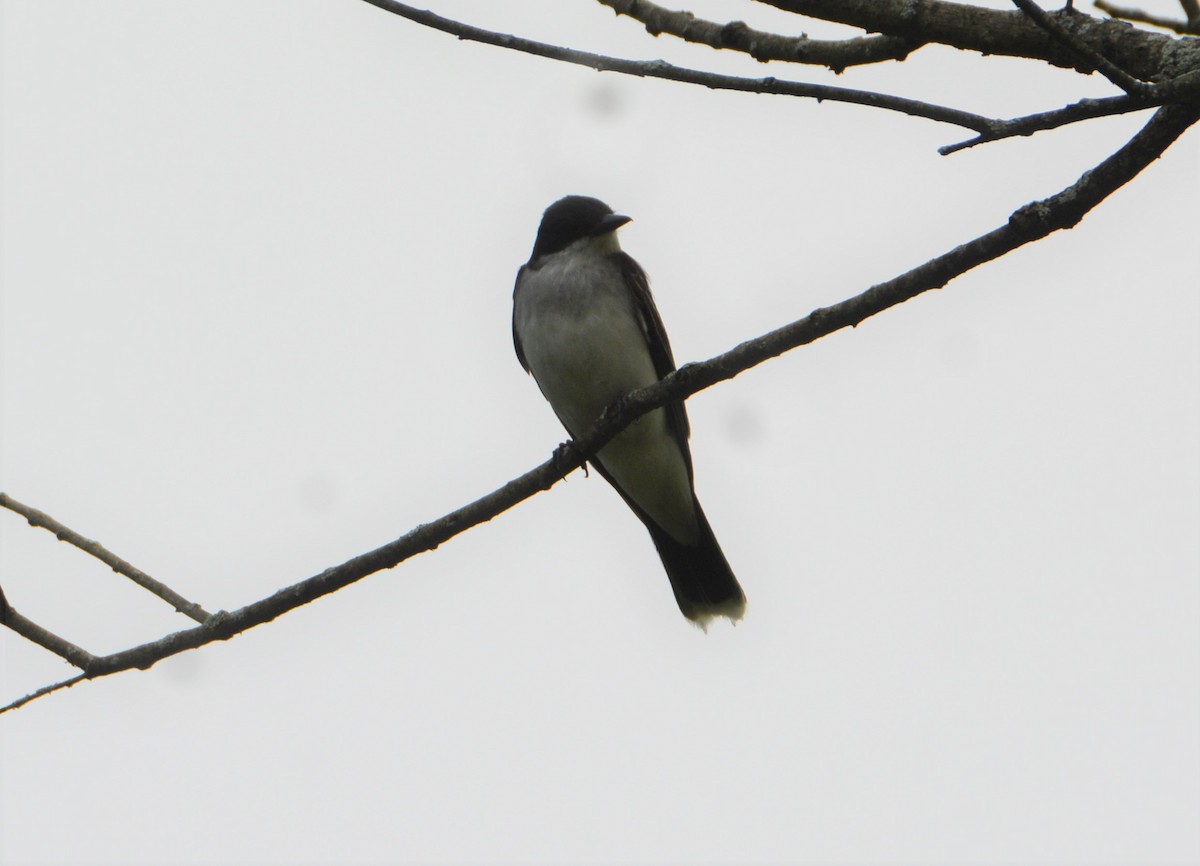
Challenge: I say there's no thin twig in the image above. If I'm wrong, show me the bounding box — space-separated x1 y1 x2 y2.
597 0 919 71
5 101 1195 714
1012 0 1154 95
1094 0 1198 34
940 93 1157 154
0 493 211 623
357 0 991 131
0 674 88 714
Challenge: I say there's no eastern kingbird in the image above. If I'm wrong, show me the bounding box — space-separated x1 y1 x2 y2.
512 195 746 627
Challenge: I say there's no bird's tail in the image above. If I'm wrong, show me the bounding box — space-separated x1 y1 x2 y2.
645 498 746 629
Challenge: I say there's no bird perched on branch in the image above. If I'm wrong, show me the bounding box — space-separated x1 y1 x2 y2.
512 195 746 628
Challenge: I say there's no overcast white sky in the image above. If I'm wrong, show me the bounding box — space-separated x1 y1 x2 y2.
2 2 1198 864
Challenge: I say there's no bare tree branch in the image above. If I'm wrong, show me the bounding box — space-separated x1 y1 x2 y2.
1013 0 1153 94
1094 0 1200 34
357 0 993 131
0 604 96 670
0 493 211 623
597 0 919 71
5 100 1194 714
359 0 1200 155
759 0 1190 81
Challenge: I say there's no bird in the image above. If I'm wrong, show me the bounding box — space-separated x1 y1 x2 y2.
512 195 746 627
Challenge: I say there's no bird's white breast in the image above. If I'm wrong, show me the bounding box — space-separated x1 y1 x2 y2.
514 241 699 544
515 250 658 434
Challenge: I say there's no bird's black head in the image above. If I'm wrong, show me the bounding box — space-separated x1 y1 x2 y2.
529 195 632 261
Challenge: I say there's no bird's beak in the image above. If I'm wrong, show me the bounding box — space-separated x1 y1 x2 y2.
595 213 632 235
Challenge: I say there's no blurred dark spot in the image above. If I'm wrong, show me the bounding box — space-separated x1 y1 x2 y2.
163 651 201 685
584 82 624 119
723 403 765 446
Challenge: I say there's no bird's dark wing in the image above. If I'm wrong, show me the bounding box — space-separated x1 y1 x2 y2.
615 251 693 469
512 265 530 373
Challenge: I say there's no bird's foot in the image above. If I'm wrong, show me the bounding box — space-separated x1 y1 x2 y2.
552 440 589 477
